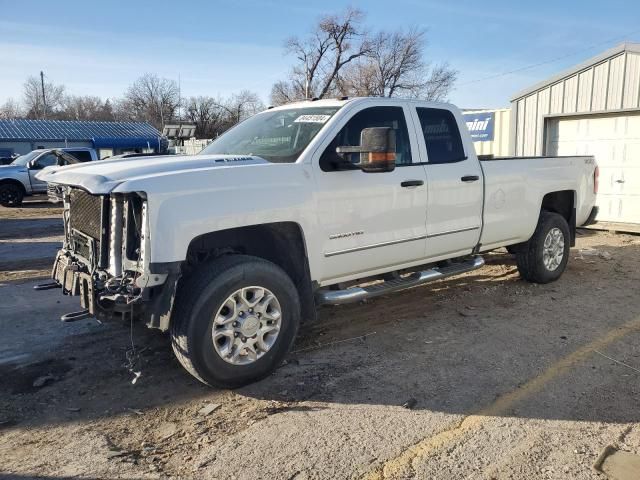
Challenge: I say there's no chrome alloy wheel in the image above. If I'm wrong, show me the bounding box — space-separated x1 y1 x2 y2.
212 286 282 365
542 227 565 271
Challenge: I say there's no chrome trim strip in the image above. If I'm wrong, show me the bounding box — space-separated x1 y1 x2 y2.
427 226 480 238
324 235 427 257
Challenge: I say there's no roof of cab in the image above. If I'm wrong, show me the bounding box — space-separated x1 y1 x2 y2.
267 97 354 111
266 96 456 112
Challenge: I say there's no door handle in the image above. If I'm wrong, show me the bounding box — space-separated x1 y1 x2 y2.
615 179 625 183
461 175 480 182
401 180 424 187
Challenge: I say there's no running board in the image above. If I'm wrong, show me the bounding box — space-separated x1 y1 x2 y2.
61 309 91 323
315 256 485 306
33 281 61 291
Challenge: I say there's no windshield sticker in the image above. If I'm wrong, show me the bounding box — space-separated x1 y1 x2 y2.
294 114 331 124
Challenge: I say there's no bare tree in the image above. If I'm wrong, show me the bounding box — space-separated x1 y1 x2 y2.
186 96 225 138
0 98 24 119
273 14 457 104
421 63 458 102
339 29 457 100
270 80 299 107
111 97 136 122
101 99 115 121
184 92 264 138
342 29 422 97
220 91 264 126
271 8 370 105
4 75 266 134
123 73 180 128
339 28 457 100
61 95 115 121
23 75 66 119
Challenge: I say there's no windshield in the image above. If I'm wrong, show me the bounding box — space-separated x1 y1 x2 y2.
11 150 42 166
200 106 341 163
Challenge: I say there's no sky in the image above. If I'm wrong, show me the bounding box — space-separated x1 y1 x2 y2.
1 0 639 109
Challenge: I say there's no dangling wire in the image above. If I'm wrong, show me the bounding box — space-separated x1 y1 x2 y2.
123 199 149 383
125 303 142 385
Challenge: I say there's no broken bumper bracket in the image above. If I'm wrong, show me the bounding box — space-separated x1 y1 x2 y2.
47 251 96 315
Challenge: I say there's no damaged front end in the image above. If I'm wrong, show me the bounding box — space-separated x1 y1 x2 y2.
43 187 180 329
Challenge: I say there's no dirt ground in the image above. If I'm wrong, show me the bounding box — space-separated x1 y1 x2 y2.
1 197 640 480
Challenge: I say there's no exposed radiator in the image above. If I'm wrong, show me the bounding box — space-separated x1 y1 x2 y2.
68 189 103 240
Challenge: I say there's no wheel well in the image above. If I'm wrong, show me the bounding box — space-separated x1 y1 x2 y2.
0 179 26 194
185 222 316 323
541 190 576 246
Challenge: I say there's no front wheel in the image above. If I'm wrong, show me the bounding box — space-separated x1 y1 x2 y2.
516 211 570 284
0 183 24 207
170 255 301 388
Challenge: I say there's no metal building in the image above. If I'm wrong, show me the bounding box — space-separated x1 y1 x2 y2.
511 43 640 227
0 119 167 159
463 108 511 157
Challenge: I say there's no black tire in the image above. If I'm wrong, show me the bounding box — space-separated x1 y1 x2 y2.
0 183 24 207
516 211 570 284
170 255 301 388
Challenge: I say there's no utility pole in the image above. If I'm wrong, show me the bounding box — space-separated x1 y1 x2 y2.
40 71 47 119
178 73 181 121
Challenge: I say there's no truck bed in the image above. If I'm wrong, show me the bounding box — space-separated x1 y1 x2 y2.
478 155 596 251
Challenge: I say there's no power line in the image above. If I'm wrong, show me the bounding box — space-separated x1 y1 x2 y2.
457 29 640 87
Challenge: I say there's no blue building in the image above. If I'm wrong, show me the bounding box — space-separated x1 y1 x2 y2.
0 119 167 159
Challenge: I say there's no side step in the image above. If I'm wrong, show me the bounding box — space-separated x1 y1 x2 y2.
61 309 91 323
315 256 485 306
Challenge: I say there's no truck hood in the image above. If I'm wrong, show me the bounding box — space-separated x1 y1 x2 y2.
35 154 270 194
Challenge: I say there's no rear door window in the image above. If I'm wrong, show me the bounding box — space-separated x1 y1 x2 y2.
416 108 466 164
67 150 93 162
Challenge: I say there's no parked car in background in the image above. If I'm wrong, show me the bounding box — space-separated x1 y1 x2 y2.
57 147 98 163
0 153 19 166
37 97 598 387
0 148 95 206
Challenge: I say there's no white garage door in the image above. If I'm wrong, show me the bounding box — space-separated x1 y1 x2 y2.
546 112 640 224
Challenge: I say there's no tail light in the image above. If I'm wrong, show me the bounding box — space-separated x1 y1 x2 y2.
594 166 599 194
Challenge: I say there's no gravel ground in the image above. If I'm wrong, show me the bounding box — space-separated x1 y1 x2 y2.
1 199 639 479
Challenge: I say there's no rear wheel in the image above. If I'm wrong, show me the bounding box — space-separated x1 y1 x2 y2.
516 211 570 283
170 255 300 388
0 183 24 207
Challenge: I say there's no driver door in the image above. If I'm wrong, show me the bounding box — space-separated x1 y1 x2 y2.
28 153 58 193
312 104 428 284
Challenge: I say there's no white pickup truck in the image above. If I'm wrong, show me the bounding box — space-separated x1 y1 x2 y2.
37 97 598 387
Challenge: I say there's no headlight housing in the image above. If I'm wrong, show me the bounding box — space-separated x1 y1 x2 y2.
108 192 147 276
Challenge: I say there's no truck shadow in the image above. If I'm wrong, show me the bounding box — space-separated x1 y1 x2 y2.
1 242 639 433
246 241 640 424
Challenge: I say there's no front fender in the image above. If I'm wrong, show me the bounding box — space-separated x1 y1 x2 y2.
0 170 31 193
142 164 316 265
